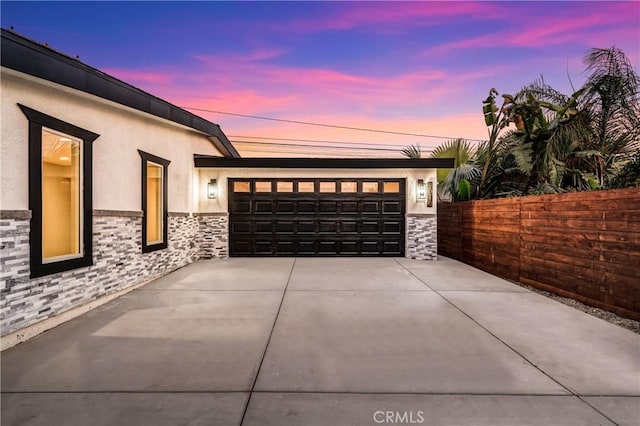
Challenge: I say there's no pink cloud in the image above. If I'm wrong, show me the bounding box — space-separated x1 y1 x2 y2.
190 53 459 111
424 2 639 56
212 48 291 63
248 67 447 100
173 90 300 117
279 1 504 33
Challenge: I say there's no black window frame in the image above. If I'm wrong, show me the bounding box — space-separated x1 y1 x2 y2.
138 150 170 253
19 104 99 278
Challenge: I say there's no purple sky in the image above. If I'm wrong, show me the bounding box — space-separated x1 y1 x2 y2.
2 1 638 157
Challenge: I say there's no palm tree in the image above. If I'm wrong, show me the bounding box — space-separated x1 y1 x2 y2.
580 47 640 187
476 79 591 197
401 144 422 159
429 138 480 200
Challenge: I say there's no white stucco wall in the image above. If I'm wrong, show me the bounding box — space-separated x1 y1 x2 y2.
1 68 223 213
197 168 438 215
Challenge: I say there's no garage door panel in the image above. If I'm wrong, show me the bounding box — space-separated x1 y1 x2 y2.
254 201 273 214
362 241 380 253
319 240 338 254
341 201 359 214
362 201 380 213
341 221 358 234
229 178 404 257
276 241 295 255
319 221 338 233
339 241 358 254
275 221 295 234
382 200 403 214
254 241 273 254
298 241 316 254
297 221 315 234
232 241 252 255
231 200 251 214
255 222 273 234
276 201 295 214
361 221 380 234
319 201 338 213
383 221 402 234
231 221 252 234
298 201 316 213
383 241 402 255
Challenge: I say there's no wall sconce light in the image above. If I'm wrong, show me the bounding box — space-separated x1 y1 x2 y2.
427 178 434 208
207 178 217 199
416 179 426 201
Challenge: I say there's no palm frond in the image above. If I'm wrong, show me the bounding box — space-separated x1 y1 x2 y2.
401 144 422 159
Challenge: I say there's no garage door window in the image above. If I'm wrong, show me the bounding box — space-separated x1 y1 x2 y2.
255 181 272 192
319 181 336 192
233 181 250 192
383 182 400 193
340 181 357 193
277 181 294 192
298 181 315 192
363 182 379 193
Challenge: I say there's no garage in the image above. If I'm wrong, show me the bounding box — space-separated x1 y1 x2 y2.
194 156 454 260
229 178 405 256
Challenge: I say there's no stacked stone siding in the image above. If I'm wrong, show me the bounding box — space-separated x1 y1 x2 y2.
197 213 228 259
406 214 437 260
0 212 203 336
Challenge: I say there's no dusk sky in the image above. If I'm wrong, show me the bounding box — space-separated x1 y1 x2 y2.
2 1 639 157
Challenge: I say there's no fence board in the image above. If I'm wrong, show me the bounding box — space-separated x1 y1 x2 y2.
437 187 640 320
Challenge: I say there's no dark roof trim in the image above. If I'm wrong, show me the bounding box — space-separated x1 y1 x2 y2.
1 29 240 158
194 155 455 169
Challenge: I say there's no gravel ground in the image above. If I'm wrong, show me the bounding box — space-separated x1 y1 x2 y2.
509 280 640 334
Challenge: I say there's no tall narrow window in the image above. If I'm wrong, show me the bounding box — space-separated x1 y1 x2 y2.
42 129 83 261
20 104 99 278
139 150 170 253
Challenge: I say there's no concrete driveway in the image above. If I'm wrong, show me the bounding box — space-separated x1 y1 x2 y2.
2 257 639 425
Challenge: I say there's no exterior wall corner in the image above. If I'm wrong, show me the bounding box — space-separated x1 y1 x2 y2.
405 213 437 260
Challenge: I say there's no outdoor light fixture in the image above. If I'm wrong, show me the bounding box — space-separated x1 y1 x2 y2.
207 178 217 199
416 179 426 201
427 178 434 208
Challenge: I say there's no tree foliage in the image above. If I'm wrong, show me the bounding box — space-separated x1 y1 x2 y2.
470 46 639 200
404 47 638 201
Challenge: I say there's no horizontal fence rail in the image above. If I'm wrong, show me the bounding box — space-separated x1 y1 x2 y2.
438 188 640 321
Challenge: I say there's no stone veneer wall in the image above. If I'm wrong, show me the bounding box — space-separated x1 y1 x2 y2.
0 210 226 337
406 214 437 260
196 213 229 259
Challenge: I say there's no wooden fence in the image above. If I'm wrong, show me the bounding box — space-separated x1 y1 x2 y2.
438 188 640 320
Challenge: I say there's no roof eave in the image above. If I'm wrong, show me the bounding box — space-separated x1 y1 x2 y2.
1 28 240 158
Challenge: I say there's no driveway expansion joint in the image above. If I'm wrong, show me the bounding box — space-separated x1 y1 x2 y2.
238 258 297 426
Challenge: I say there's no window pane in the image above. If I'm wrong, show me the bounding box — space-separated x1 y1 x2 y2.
277 181 293 192
255 181 272 192
42 128 82 261
383 182 400 193
146 162 163 244
362 182 379 193
319 181 336 192
298 181 315 192
233 181 250 192
340 181 357 193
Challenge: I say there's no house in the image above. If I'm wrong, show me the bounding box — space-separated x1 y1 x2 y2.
0 29 453 347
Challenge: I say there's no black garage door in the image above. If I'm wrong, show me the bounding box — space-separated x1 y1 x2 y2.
228 178 405 256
